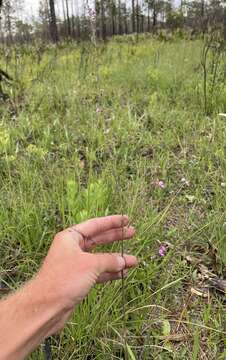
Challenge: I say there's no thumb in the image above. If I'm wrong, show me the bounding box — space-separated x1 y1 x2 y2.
94 253 138 274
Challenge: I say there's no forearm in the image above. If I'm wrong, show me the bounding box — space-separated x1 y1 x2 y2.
0 276 72 360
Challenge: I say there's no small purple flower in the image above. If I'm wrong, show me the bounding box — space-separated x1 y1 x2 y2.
158 180 165 189
158 245 166 257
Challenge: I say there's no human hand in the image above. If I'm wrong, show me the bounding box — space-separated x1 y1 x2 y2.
37 215 138 329
0 215 138 360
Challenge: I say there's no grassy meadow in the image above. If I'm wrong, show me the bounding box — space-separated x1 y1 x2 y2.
0 36 225 359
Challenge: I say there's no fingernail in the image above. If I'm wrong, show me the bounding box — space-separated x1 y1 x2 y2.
117 256 126 270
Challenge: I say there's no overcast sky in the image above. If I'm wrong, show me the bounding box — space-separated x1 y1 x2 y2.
23 0 39 16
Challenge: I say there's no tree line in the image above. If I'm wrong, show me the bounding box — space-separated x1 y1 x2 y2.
0 1 226 43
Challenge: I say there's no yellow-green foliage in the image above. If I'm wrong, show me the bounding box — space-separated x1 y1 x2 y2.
0 126 10 153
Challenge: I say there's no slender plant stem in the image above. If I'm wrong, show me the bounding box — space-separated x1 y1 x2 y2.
121 214 127 359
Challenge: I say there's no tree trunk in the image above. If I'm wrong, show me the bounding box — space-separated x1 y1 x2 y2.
77 16 81 39
201 0 206 36
49 0 58 42
70 0 75 38
118 0 122 34
136 0 139 33
201 0 205 17
124 17 127 34
153 3 157 30
111 1 115 36
147 5 150 32
141 14 144 33
61 0 66 37
124 3 128 34
224 7 226 41
100 0 106 40
65 0 71 37
131 0 135 33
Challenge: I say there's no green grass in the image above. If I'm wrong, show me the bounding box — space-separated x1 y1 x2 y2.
0 36 225 359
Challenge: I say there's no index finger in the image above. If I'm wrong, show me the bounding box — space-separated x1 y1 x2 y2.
75 215 129 238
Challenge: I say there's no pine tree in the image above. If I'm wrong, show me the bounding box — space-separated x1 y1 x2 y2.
49 0 58 42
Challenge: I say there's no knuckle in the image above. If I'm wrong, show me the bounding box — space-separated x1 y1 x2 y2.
112 216 120 227
91 218 101 233
91 254 102 274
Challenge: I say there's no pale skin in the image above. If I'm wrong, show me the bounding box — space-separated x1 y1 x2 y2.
0 215 138 360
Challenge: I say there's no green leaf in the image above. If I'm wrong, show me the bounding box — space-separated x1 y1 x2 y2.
185 195 196 203
162 319 171 337
126 343 136 360
192 329 200 360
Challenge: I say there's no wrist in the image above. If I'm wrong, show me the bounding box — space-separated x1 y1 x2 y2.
1 276 74 360
32 272 74 334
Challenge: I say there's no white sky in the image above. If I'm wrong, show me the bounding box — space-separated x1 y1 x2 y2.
23 0 39 16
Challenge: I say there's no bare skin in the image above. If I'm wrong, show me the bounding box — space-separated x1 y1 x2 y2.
0 215 138 360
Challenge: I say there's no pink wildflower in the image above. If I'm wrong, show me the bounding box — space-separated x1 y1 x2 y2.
158 245 166 257
158 180 165 189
